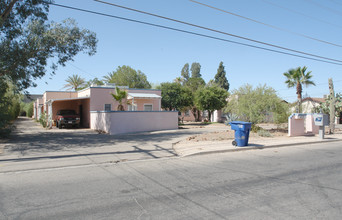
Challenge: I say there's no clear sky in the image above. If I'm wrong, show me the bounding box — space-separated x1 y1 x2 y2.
27 0 342 102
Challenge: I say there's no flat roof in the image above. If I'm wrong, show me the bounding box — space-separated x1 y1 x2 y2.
127 93 161 99
47 97 90 103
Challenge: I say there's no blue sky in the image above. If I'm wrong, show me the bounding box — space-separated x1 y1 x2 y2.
27 0 342 102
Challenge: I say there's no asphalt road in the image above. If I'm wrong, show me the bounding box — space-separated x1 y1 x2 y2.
1 141 342 219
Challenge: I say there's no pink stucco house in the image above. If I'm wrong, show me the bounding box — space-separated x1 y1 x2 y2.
33 84 178 134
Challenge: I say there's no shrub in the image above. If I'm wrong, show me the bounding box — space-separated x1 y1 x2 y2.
257 129 272 137
39 112 47 128
25 102 34 118
251 124 262 133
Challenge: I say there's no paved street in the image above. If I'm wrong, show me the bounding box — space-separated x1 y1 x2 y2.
1 141 342 219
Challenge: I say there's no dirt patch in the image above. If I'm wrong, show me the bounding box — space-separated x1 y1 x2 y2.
178 124 288 145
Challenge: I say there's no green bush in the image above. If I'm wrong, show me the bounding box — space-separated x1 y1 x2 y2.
224 84 290 124
19 102 34 118
39 112 47 128
0 78 21 137
25 102 34 118
257 129 272 137
251 124 262 133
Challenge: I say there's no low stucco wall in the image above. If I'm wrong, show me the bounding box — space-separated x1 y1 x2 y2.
90 111 178 135
90 112 111 133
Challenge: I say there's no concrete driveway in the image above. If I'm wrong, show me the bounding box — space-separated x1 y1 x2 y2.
0 117 228 172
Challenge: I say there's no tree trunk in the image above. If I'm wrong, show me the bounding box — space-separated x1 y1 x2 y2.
329 78 335 134
190 107 197 122
296 82 302 113
191 107 201 122
196 109 201 122
117 105 124 111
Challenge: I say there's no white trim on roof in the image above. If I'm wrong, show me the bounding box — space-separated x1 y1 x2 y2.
127 93 161 99
46 97 90 103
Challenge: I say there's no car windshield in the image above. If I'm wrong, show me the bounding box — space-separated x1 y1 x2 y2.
58 110 76 115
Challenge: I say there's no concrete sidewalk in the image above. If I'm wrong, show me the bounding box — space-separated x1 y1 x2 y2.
173 133 342 157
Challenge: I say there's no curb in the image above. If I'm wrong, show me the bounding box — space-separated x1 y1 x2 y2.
179 138 342 157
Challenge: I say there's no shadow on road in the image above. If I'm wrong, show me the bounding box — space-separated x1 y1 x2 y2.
3 117 206 157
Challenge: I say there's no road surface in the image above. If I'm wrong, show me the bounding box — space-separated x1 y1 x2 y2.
1 141 342 219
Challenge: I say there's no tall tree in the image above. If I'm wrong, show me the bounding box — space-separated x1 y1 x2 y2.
160 82 192 111
181 63 190 84
1 1 98 91
195 85 228 122
283 66 315 113
63 74 85 91
104 65 151 89
0 0 97 135
174 77 184 84
214 61 229 91
190 62 201 78
185 77 205 121
111 87 128 111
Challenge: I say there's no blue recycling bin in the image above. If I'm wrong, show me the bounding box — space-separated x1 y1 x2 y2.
229 121 252 147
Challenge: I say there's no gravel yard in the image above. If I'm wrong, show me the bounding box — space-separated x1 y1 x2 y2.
178 122 288 145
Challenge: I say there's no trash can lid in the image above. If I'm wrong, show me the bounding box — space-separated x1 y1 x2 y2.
229 121 252 125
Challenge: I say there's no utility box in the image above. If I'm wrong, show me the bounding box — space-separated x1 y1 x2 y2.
313 114 329 126
313 113 329 139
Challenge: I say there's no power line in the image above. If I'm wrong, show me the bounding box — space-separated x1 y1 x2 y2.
262 0 342 30
189 0 342 48
68 63 99 79
48 2 342 66
93 0 342 64
304 0 342 17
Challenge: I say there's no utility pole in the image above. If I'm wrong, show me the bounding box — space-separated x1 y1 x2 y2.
328 78 335 134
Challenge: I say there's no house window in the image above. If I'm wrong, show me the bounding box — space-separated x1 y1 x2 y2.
185 110 190 116
144 104 153 111
104 104 111 111
128 105 137 111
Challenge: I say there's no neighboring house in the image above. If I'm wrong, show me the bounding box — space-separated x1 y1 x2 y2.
290 97 326 114
179 109 226 123
179 110 202 122
33 84 178 134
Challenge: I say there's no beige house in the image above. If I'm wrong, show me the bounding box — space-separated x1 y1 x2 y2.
290 97 326 114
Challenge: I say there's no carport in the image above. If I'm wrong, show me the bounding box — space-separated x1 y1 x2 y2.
47 97 90 128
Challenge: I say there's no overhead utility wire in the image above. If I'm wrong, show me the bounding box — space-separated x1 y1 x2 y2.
49 3 342 66
190 0 342 48
94 0 342 64
304 0 342 17
262 0 342 29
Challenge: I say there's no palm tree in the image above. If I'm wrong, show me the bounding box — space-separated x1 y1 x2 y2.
284 66 315 113
63 74 85 91
111 87 128 111
103 71 114 83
